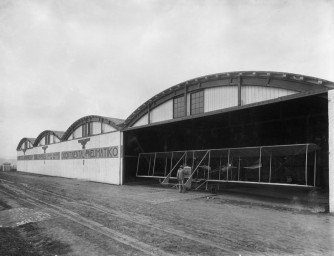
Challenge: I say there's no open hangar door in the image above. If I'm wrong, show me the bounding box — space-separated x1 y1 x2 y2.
123 93 329 190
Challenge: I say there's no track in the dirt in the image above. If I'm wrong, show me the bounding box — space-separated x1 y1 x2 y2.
0 178 239 256
0 184 171 256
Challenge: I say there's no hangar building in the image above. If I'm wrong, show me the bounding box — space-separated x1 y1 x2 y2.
16 71 334 212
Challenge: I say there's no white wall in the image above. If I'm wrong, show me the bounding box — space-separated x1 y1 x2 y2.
17 131 123 185
205 86 238 112
39 137 45 146
73 126 81 139
92 122 101 135
150 100 173 123
241 86 296 105
329 90 334 213
132 113 148 127
103 123 116 133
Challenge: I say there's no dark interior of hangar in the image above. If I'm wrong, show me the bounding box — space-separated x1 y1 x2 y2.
123 94 328 188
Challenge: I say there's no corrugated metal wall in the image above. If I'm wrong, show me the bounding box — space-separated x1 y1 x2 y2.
241 86 296 105
204 86 238 112
150 100 173 123
17 131 122 184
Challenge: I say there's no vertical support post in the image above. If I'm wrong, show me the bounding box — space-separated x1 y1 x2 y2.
238 156 241 181
269 153 272 183
152 153 157 176
259 147 262 182
148 104 151 124
328 90 334 212
136 153 141 176
227 149 230 181
196 152 199 179
206 151 211 190
192 151 195 173
305 144 309 185
164 156 167 177
238 75 242 106
148 155 151 176
219 153 222 181
207 151 211 181
313 151 317 187
230 157 233 180
170 152 174 173
184 85 188 117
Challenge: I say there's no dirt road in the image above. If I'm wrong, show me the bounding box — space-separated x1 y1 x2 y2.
0 172 333 255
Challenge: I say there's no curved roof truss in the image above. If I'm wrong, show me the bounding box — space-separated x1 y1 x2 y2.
123 71 334 127
16 138 36 151
33 130 65 147
62 115 124 140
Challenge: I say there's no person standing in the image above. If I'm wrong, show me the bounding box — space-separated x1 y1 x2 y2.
177 165 185 193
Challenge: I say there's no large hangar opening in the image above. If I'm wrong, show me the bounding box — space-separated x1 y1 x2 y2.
123 93 329 190
16 71 334 212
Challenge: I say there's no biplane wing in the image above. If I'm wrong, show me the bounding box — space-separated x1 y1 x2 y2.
136 143 319 188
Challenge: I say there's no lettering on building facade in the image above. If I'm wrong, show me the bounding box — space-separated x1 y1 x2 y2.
61 146 118 160
17 155 34 161
17 146 118 161
34 152 60 160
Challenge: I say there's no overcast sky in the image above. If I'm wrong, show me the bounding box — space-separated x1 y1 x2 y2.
0 0 333 159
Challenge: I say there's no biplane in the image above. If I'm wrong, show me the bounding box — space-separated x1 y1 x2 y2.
136 143 319 191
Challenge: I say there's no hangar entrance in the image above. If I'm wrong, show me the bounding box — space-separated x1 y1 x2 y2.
123 93 328 191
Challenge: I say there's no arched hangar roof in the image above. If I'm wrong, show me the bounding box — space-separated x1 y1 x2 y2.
16 138 36 150
124 71 334 127
62 115 124 140
33 130 65 147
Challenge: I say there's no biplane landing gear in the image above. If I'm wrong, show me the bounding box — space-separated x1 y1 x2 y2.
210 185 218 195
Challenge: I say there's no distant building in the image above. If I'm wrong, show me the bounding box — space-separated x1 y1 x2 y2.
2 163 11 172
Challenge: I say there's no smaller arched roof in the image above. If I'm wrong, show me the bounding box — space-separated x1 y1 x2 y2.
62 115 124 140
33 130 65 147
16 138 36 151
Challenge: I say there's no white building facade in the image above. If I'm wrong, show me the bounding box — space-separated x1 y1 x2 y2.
17 116 123 185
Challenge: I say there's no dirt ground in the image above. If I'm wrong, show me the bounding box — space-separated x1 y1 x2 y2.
0 172 333 256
